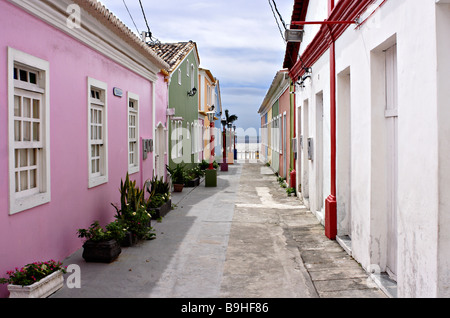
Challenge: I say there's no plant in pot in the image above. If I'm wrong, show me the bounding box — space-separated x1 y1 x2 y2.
145 176 171 220
185 166 204 187
199 159 209 171
0 260 66 298
111 173 155 245
166 164 187 192
77 220 126 263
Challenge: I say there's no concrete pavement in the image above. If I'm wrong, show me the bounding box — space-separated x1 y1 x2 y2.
52 162 386 298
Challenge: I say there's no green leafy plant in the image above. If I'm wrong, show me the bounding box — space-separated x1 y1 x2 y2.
124 205 155 240
0 260 66 286
147 193 166 209
186 166 204 181
166 163 188 184
146 175 170 197
77 221 127 243
199 160 210 171
286 187 296 196
111 173 155 240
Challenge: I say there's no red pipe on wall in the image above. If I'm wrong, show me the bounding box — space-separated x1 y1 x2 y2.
325 0 338 240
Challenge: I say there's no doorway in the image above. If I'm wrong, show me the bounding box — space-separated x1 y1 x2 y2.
385 44 398 280
155 123 166 180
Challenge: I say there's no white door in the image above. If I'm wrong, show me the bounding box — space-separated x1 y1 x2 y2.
385 44 398 280
155 124 166 179
316 92 324 212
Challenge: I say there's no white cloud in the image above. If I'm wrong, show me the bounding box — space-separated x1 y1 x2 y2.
99 0 294 131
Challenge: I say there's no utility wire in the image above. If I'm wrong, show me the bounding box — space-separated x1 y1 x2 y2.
268 0 286 43
271 0 287 31
122 0 140 35
138 0 160 44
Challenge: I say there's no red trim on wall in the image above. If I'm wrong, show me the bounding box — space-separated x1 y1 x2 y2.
289 0 375 80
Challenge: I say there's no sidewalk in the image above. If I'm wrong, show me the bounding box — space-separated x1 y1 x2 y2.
52 162 387 298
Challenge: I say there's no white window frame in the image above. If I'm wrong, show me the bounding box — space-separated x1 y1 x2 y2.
178 69 182 85
187 59 190 76
87 77 108 188
127 92 140 175
191 64 195 89
8 47 51 215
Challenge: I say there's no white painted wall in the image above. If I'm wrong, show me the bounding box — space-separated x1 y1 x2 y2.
294 0 450 297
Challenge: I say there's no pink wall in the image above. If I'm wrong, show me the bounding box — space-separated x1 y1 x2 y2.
0 1 165 297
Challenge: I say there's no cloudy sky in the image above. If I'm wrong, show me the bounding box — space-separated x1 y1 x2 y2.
99 0 294 134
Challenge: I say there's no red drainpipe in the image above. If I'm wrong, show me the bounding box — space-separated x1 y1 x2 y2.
325 0 337 240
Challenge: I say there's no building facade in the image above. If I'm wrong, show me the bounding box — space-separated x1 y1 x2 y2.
259 70 292 183
151 42 202 169
285 0 450 297
0 0 169 298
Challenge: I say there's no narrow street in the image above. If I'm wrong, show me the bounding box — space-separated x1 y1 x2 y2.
52 162 386 298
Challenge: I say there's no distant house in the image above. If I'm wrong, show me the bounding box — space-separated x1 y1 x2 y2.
258 70 292 183
0 0 169 298
198 68 216 163
151 41 202 169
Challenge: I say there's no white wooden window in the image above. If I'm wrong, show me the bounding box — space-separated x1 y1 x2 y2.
187 59 190 76
191 64 195 89
191 123 195 154
8 47 50 215
178 121 183 157
88 78 108 188
128 92 140 174
178 69 182 85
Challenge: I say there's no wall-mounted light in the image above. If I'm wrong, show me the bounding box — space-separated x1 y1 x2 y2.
187 87 197 97
285 29 304 42
297 67 312 88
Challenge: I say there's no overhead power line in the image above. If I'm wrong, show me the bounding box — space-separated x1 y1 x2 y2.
138 0 160 45
268 0 286 43
271 0 287 31
122 0 140 35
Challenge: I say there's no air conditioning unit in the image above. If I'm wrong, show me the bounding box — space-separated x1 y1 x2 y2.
285 29 304 42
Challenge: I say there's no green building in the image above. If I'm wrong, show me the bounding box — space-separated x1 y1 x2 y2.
151 41 201 169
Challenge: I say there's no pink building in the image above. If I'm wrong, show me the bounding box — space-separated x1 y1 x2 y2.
0 0 169 297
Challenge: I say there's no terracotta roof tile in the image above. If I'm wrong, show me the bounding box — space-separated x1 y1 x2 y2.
149 41 197 73
73 0 169 71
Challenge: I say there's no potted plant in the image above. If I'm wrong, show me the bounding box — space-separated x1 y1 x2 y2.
145 176 172 220
111 173 155 244
166 163 187 192
77 221 126 263
185 166 204 187
0 260 66 298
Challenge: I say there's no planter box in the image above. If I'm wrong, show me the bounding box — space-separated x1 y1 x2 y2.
82 239 121 263
150 199 172 220
7 270 64 298
185 177 200 187
120 231 138 247
205 169 217 187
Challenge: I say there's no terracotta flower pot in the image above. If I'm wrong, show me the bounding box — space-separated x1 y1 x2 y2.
173 184 184 192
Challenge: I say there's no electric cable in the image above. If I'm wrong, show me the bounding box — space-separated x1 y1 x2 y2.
122 0 140 35
268 0 286 43
271 0 287 31
138 0 160 45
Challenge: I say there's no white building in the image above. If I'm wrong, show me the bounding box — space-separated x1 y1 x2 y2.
285 0 450 297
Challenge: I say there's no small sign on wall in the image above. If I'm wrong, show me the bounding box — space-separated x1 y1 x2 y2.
113 87 123 97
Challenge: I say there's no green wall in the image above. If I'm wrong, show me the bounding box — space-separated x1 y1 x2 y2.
168 49 199 169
